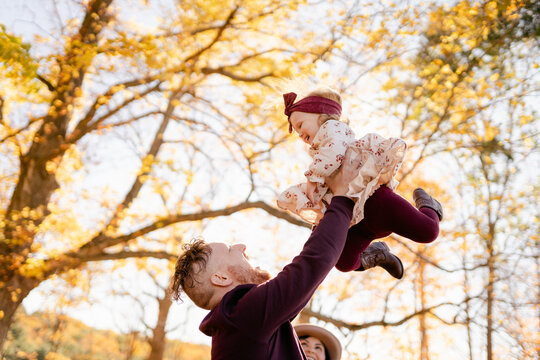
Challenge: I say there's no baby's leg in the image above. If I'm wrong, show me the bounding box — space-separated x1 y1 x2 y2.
336 186 439 272
335 224 403 278
335 224 377 272
363 186 439 243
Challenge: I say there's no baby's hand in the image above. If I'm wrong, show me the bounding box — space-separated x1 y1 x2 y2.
306 181 316 204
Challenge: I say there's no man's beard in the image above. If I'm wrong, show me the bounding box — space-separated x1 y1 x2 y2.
228 265 271 285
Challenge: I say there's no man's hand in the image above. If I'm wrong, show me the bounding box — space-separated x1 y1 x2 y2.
325 148 361 197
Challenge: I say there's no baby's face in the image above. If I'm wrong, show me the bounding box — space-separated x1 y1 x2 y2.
290 112 321 145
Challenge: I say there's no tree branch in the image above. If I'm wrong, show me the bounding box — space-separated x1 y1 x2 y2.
77 250 176 262
201 66 273 82
41 250 176 286
0 117 45 143
69 77 160 142
45 200 307 278
0 96 4 124
79 90 180 252
76 200 309 257
37 74 55 92
393 236 489 273
302 301 459 331
183 5 239 63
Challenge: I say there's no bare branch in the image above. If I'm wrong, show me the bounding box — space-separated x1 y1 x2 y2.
79 90 181 252
95 111 163 130
0 117 45 143
69 78 161 142
36 74 55 92
75 200 309 258
201 66 274 82
78 250 176 262
303 301 459 331
393 236 489 273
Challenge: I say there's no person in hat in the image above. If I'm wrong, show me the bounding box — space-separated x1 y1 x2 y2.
277 87 443 276
295 323 342 360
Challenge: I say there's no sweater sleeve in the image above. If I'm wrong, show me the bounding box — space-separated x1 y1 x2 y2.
232 196 354 338
305 121 354 184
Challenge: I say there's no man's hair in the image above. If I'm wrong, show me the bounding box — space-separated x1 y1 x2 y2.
169 239 214 309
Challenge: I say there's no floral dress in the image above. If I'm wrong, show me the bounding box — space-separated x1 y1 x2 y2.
277 120 407 225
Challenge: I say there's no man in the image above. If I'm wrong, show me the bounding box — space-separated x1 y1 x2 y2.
169 149 402 359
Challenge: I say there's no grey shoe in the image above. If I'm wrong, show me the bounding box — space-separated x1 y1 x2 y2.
413 188 443 220
359 241 404 279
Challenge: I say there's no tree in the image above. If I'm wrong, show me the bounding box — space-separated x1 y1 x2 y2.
373 0 540 358
0 0 341 349
105 267 179 360
290 0 538 358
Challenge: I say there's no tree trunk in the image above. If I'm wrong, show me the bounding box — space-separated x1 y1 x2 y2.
0 274 38 349
1 0 114 275
0 0 114 351
124 331 139 360
146 294 173 360
535 251 540 359
419 259 430 360
486 244 495 360
463 254 474 360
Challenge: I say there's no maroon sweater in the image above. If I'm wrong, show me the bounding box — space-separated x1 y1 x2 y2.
199 196 354 359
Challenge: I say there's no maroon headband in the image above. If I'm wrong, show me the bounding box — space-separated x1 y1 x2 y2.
283 92 342 133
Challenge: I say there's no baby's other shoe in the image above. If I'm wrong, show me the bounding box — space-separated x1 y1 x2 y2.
359 241 404 279
413 188 443 220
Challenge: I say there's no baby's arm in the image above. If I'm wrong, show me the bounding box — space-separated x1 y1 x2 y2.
305 121 353 184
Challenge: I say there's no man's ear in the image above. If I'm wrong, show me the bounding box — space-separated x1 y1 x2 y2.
210 271 233 287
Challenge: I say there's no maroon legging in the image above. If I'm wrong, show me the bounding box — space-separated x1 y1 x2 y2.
335 185 440 272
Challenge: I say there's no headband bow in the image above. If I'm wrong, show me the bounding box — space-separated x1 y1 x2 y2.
283 92 342 133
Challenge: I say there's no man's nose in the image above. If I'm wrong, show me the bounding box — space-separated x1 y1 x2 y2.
232 243 246 252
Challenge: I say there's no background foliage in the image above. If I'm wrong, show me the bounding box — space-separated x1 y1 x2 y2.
0 0 538 359
3 308 210 360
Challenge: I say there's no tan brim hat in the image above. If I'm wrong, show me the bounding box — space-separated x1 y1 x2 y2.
294 323 342 360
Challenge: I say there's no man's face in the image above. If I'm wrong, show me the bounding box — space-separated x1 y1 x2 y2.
207 242 271 285
290 111 321 145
